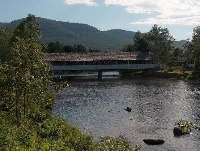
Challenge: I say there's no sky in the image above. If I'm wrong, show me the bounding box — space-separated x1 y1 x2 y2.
0 0 200 40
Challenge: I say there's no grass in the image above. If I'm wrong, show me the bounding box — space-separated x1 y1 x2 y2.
0 111 140 151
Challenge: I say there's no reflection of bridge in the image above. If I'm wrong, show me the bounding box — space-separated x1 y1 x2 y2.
44 52 156 79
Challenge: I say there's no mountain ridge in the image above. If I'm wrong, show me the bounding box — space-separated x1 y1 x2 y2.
0 17 186 51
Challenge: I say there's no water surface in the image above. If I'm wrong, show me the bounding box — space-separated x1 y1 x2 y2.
53 77 200 151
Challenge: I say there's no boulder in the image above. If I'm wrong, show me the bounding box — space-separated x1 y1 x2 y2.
173 127 182 136
143 139 165 145
125 107 132 112
173 127 190 137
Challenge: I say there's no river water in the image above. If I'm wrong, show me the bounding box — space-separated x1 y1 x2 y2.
53 77 200 151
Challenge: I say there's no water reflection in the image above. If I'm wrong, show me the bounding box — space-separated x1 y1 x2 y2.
53 78 200 151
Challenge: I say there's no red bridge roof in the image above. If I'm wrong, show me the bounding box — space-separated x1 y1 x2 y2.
44 52 154 62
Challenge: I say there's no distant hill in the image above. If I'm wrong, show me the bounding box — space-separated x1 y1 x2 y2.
0 17 186 51
174 40 187 49
0 22 7 27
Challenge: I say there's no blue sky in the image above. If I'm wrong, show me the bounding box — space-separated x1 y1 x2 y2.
0 0 199 40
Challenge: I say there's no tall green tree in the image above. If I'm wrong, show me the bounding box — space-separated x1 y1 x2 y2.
185 26 200 72
133 31 150 52
0 14 54 125
168 47 184 66
147 25 175 66
0 27 13 61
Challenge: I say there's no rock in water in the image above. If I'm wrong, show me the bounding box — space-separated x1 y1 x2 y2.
173 127 190 137
125 107 132 112
143 139 165 145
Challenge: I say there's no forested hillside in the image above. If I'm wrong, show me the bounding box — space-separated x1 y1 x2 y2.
0 17 186 51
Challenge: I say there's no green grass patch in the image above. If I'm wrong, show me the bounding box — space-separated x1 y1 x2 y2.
0 111 140 151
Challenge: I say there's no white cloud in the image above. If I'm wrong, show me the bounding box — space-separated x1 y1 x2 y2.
133 16 200 25
64 0 97 6
105 0 200 25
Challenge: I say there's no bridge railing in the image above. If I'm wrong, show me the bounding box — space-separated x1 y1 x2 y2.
50 63 156 71
50 60 154 66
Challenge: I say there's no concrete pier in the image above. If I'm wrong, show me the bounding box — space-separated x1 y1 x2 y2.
98 70 102 80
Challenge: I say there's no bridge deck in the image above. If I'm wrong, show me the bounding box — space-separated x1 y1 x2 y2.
45 52 156 71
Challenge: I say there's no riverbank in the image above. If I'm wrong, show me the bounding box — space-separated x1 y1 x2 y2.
121 67 200 81
0 110 141 150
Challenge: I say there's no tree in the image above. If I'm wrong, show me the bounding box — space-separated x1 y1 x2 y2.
0 27 13 61
185 26 200 71
63 45 74 52
47 41 63 53
74 44 87 52
146 25 175 66
121 44 135 52
0 14 54 125
168 47 184 67
121 31 150 52
133 31 150 52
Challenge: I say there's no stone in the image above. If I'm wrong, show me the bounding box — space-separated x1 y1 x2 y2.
143 139 165 145
125 107 132 112
173 127 183 137
173 127 190 137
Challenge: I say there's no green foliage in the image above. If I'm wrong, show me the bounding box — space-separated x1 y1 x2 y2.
184 26 200 72
121 25 175 67
146 25 175 66
0 14 53 125
74 44 87 52
121 44 135 52
95 136 141 151
63 44 75 52
168 47 184 67
47 41 63 53
0 27 13 61
0 111 141 150
133 31 150 52
175 120 192 134
46 42 88 53
0 112 95 151
176 120 200 134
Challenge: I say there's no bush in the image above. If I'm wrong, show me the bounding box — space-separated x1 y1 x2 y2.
95 136 141 151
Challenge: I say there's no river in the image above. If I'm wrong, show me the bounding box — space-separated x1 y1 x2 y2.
53 77 200 151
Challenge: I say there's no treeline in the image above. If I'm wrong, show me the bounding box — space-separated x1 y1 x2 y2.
121 25 182 67
121 24 200 72
45 41 101 53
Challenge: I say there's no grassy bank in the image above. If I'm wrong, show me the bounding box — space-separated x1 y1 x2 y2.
0 110 140 151
120 67 200 81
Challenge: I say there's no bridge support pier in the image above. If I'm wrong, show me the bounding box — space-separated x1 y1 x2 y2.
98 70 102 80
